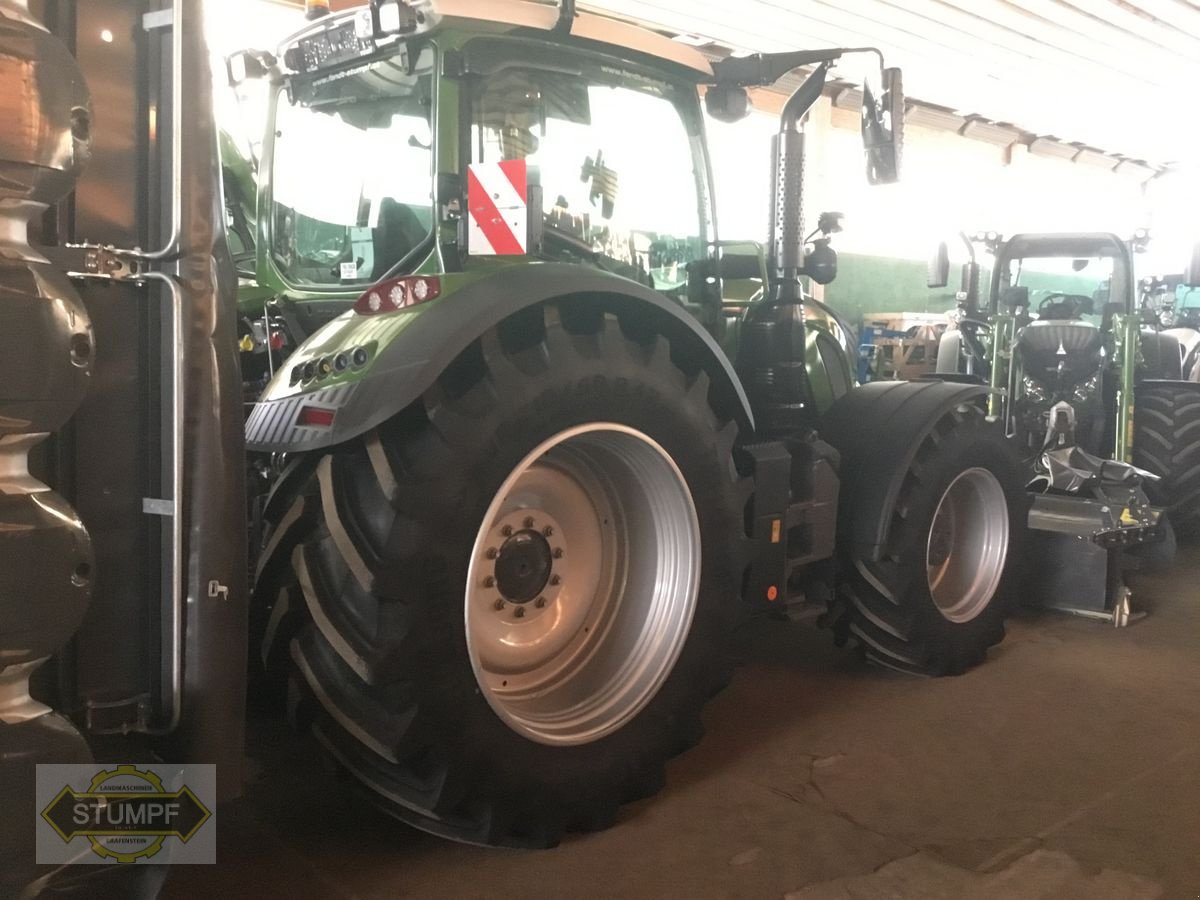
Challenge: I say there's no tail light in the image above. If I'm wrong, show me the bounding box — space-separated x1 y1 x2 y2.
354 276 441 316
296 405 336 428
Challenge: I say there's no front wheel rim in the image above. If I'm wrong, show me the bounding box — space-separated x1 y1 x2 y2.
465 423 701 746
926 466 1010 623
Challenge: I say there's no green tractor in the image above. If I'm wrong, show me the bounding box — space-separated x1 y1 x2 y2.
930 231 1184 619
233 1 1030 845
4 0 1038 873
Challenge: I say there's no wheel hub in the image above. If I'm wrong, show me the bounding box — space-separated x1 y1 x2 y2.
494 529 552 603
926 466 1009 624
480 509 566 621
465 423 701 746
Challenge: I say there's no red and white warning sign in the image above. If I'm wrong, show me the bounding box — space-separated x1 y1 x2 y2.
467 159 528 256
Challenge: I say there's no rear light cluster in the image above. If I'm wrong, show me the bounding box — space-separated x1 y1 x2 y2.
296 405 335 428
354 275 441 316
289 344 371 386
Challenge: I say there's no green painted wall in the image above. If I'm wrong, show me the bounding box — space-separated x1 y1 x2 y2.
823 253 958 325
824 252 1112 326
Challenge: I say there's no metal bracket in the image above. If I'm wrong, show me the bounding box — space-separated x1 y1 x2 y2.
85 693 154 734
67 242 180 282
142 7 174 31
142 497 174 516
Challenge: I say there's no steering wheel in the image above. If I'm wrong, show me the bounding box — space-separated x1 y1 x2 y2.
1037 292 1093 320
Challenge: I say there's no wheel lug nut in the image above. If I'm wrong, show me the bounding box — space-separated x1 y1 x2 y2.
550 575 561 586
553 548 563 559
514 606 526 618
483 576 495 588
501 525 513 537
523 516 535 529
535 596 546 608
493 598 505 610
543 526 554 537
485 547 498 559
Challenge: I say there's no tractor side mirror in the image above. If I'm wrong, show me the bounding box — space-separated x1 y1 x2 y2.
862 67 903 185
960 260 981 310
1186 242 1200 287
705 85 752 123
226 49 275 88
928 242 950 288
804 239 838 285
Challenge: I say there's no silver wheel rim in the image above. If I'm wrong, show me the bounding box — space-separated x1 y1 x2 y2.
465 423 701 746
926 466 1009 624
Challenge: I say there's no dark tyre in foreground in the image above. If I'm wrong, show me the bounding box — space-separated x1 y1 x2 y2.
254 302 745 847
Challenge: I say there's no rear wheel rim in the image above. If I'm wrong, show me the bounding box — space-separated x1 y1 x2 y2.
926 466 1009 623
466 423 701 746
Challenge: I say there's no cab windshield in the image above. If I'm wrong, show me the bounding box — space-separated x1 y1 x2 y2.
270 47 434 288
1010 255 1114 323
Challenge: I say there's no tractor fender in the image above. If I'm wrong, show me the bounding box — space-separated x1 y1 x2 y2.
819 380 991 561
1161 327 1200 381
1141 330 1190 380
935 329 963 374
245 264 754 453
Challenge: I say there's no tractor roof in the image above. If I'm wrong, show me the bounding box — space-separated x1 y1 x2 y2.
444 0 712 76
1001 233 1128 260
281 1 713 78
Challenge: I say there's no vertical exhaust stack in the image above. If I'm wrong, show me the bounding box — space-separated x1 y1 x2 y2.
740 62 832 438
0 1 96 887
769 63 831 302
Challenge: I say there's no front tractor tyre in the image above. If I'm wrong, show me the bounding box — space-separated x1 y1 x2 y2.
253 302 745 847
832 405 1025 675
1133 382 1200 537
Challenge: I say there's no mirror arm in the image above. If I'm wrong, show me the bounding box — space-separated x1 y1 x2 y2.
713 49 841 87
956 231 976 263
712 46 885 87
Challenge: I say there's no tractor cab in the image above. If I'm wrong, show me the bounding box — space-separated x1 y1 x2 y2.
231 0 901 432
989 234 1131 457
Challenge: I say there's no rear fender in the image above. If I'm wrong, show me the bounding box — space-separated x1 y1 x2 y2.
1141 330 1187 380
245 264 753 452
820 380 991 560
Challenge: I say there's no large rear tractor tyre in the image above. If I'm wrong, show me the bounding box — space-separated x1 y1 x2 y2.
831 406 1025 675
1133 383 1200 537
252 302 745 847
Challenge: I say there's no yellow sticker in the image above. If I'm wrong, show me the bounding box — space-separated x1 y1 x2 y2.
770 518 782 544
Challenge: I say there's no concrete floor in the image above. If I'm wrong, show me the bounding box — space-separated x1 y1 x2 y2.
166 543 1200 899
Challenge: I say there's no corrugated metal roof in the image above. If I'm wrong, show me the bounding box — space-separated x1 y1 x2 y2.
581 0 1200 167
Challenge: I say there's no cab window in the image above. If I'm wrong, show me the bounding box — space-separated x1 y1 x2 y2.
470 64 708 294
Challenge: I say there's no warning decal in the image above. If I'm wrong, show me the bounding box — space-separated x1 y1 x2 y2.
467 159 528 256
